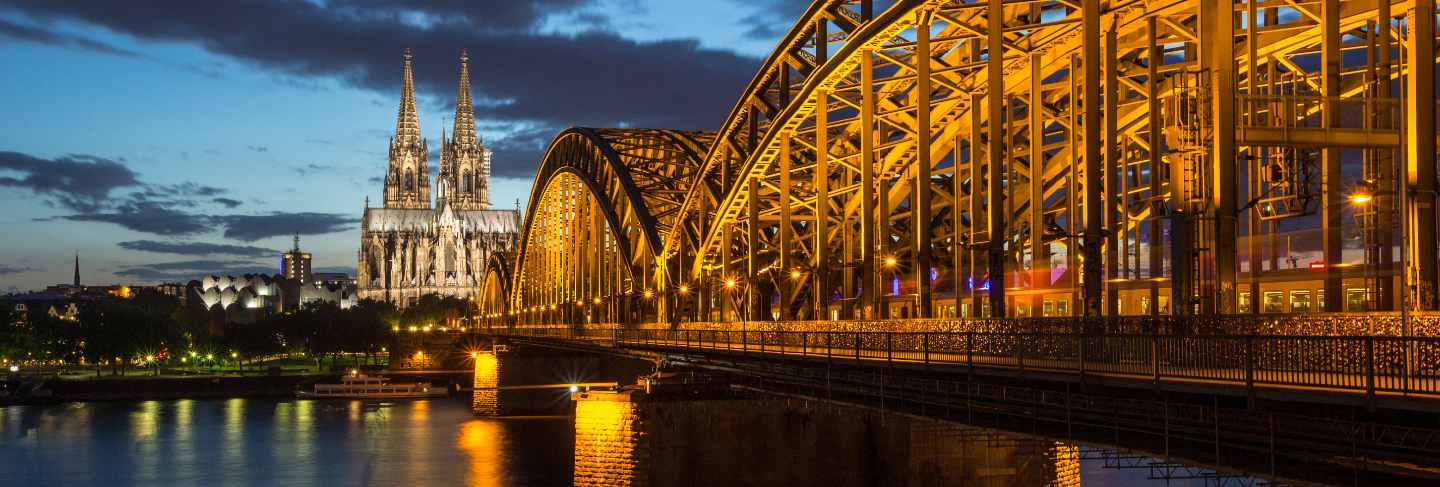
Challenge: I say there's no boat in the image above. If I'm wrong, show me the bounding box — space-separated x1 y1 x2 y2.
297 370 446 399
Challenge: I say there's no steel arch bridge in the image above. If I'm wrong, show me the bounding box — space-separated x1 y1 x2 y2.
481 0 1440 327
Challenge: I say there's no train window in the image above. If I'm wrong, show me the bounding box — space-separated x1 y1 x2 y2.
1238 293 1251 313
1290 290 1312 313
1346 288 1369 312
1263 292 1285 313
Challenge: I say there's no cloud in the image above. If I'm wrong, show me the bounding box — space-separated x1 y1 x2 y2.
0 265 37 275
0 151 143 212
0 17 142 57
60 201 212 236
293 163 332 176
731 0 807 41
212 197 242 208
118 240 278 258
213 212 359 241
115 259 275 281
4 0 762 177
246 145 269 153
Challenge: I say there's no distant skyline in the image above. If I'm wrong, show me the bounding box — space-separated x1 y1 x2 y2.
0 0 803 292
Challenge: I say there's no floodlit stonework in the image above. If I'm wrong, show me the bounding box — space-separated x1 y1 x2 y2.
358 49 520 307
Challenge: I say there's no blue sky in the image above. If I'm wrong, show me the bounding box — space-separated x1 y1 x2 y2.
0 0 804 292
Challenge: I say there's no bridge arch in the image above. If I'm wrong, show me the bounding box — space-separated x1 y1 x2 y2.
507 1 1440 325
512 128 710 325
476 251 511 322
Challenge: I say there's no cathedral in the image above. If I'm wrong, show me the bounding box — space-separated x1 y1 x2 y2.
357 49 520 306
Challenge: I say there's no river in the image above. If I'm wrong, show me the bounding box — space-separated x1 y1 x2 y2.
0 394 1275 486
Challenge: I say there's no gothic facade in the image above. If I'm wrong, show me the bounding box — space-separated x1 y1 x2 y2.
357 49 520 306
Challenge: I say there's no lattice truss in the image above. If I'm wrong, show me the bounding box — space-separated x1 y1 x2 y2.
490 0 1439 324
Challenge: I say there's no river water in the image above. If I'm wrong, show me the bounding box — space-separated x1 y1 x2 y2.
1 394 1270 486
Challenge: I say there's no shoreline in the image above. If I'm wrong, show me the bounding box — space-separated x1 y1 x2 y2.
1 371 475 405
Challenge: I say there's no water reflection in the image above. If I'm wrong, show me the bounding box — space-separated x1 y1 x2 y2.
571 390 1089 486
0 394 1350 486
457 420 506 487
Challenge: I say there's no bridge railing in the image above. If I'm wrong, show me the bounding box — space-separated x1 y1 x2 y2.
488 327 1440 398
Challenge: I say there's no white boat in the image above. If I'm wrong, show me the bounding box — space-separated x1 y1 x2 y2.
297 370 446 399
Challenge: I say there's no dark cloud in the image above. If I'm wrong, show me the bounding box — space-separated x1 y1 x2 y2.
0 151 143 212
118 240 277 258
0 265 37 275
733 0 807 41
115 259 274 281
293 163 332 176
5 0 761 177
213 197 243 208
60 201 212 236
246 145 269 153
213 212 359 242
0 17 142 57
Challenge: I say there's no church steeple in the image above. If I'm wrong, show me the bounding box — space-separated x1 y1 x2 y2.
440 48 491 210
452 49 477 146
73 251 80 287
383 48 431 209
395 48 421 147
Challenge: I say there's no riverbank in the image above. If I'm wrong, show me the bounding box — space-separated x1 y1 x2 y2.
0 374 336 405
0 370 478 405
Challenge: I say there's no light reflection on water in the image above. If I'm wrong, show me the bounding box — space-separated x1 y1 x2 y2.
0 398 572 487
1 395 1269 487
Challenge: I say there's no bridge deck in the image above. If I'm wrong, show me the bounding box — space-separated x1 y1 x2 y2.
473 328 1440 408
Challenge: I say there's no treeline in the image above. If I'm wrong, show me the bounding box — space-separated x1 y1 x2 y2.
1 291 476 371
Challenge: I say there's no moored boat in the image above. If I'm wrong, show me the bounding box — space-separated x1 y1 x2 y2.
297 370 446 399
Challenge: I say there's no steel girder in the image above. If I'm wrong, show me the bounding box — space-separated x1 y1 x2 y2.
509 0 1440 322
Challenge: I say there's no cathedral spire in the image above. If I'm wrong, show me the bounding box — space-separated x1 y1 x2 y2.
452 49 477 146
395 48 421 147
383 48 431 209
73 251 80 287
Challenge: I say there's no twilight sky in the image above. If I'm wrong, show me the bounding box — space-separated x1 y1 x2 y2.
0 0 806 292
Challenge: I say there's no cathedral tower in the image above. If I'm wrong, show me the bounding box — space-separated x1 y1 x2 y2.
439 49 491 210
383 48 432 209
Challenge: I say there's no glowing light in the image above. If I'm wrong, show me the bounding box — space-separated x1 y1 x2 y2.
7 365 16 372
145 355 154 362
205 353 213 360
594 297 602 304
181 357 188 363
724 278 736 289
1350 192 1373 205
790 269 802 280
643 290 654 298
350 368 358 377
569 385 579 393
884 256 898 267
678 284 690 294
230 352 238 358
1309 261 1327 271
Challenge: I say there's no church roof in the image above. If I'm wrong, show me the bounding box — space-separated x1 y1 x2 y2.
364 207 519 233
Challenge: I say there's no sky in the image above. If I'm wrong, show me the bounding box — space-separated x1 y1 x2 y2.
0 0 808 292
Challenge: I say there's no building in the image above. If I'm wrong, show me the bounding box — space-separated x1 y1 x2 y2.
357 49 520 307
281 235 313 284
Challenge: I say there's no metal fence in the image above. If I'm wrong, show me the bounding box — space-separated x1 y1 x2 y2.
486 326 1440 398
